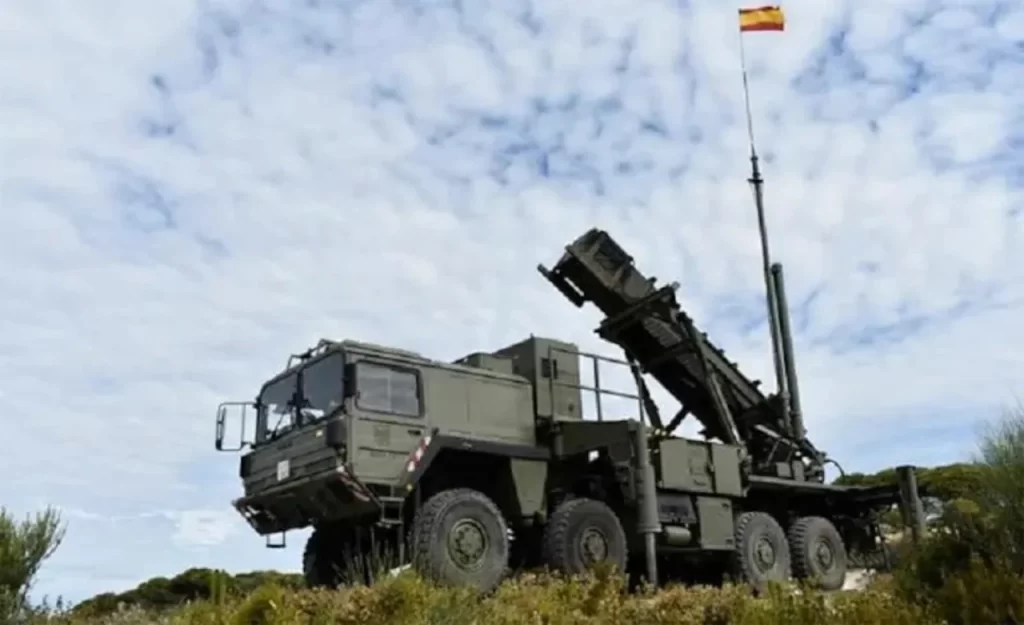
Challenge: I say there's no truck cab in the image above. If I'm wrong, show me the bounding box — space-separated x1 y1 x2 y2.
215 340 419 538
215 337 569 542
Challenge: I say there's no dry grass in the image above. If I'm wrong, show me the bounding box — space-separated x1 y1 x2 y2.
27 563 1023 625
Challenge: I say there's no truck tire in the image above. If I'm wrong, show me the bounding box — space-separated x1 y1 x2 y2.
788 516 847 591
410 488 509 593
542 498 628 576
731 511 791 589
303 525 362 588
849 541 895 571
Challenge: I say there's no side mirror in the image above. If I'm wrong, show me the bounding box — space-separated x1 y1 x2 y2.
214 402 250 452
215 406 227 451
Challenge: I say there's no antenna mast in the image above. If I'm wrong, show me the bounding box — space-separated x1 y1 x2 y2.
737 6 791 433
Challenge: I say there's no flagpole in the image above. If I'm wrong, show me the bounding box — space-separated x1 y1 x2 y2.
737 12 790 424
738 32 758 159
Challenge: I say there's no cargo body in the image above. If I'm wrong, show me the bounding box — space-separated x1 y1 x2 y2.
215 229 923 592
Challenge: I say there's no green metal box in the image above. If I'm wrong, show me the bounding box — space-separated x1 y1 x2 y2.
657 438 743 497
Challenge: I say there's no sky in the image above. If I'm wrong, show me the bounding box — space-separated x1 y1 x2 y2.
1 0 1022 606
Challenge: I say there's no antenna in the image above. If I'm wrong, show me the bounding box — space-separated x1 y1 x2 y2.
738 21 789 432
737 5 795 437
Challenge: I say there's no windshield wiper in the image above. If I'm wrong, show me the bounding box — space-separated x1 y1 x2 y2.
268 410 291 439
269 385 310 439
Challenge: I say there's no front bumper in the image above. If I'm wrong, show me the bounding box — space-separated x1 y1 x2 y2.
233 464 377 535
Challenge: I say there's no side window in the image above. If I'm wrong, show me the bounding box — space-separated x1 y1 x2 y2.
301 354 345 422
356 362 421 417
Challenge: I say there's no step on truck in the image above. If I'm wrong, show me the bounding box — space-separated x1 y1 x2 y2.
215 227 926 593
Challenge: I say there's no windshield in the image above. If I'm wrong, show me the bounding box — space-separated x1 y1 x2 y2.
257 353 345 442
258 373 298 441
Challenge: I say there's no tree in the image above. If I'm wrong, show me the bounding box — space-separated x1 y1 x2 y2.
834 460 990 533
0 506 67 621
971 402 1024 573
73 568 306 617
884 404 1024 624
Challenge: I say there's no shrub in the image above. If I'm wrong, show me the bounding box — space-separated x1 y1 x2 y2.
890 404 1024 625
0 506 66 622
98 570 931 625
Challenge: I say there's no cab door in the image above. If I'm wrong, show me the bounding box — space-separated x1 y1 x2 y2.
348 359 430 483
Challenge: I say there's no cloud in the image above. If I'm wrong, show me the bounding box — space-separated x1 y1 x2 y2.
170 509 239 547
2 0 1022 605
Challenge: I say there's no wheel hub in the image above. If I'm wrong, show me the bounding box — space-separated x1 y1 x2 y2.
755 537 776 569
579 527 608 563
815 540 834 569
447 519 489 570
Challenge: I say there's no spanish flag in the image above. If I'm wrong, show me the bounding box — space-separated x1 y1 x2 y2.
739 5 785 32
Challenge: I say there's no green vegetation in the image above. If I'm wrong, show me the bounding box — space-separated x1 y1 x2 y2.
10 562 1024 625
68 568 306 619
836 462 986 505
0 505 66 624
7 405 1024 625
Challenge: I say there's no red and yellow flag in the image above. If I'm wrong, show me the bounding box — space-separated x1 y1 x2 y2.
738 5 785 32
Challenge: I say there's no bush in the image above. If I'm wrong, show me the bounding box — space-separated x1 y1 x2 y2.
974 403 1024 571
0 506 66 622
888 404 1024 625
37 569 934 625
71 568 307 618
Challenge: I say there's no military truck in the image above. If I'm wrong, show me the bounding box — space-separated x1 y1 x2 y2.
215 228 924 593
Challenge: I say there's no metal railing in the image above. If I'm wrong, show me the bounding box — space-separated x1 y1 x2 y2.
543 344 650 425
286 338 337 370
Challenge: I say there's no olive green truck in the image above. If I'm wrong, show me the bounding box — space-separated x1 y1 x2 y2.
215 228 925 593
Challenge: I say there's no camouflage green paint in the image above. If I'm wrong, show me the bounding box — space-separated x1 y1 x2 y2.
509 458 548 519
896 465 926 543
696 497 735 550
492 337 584 423
656 439 743 498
